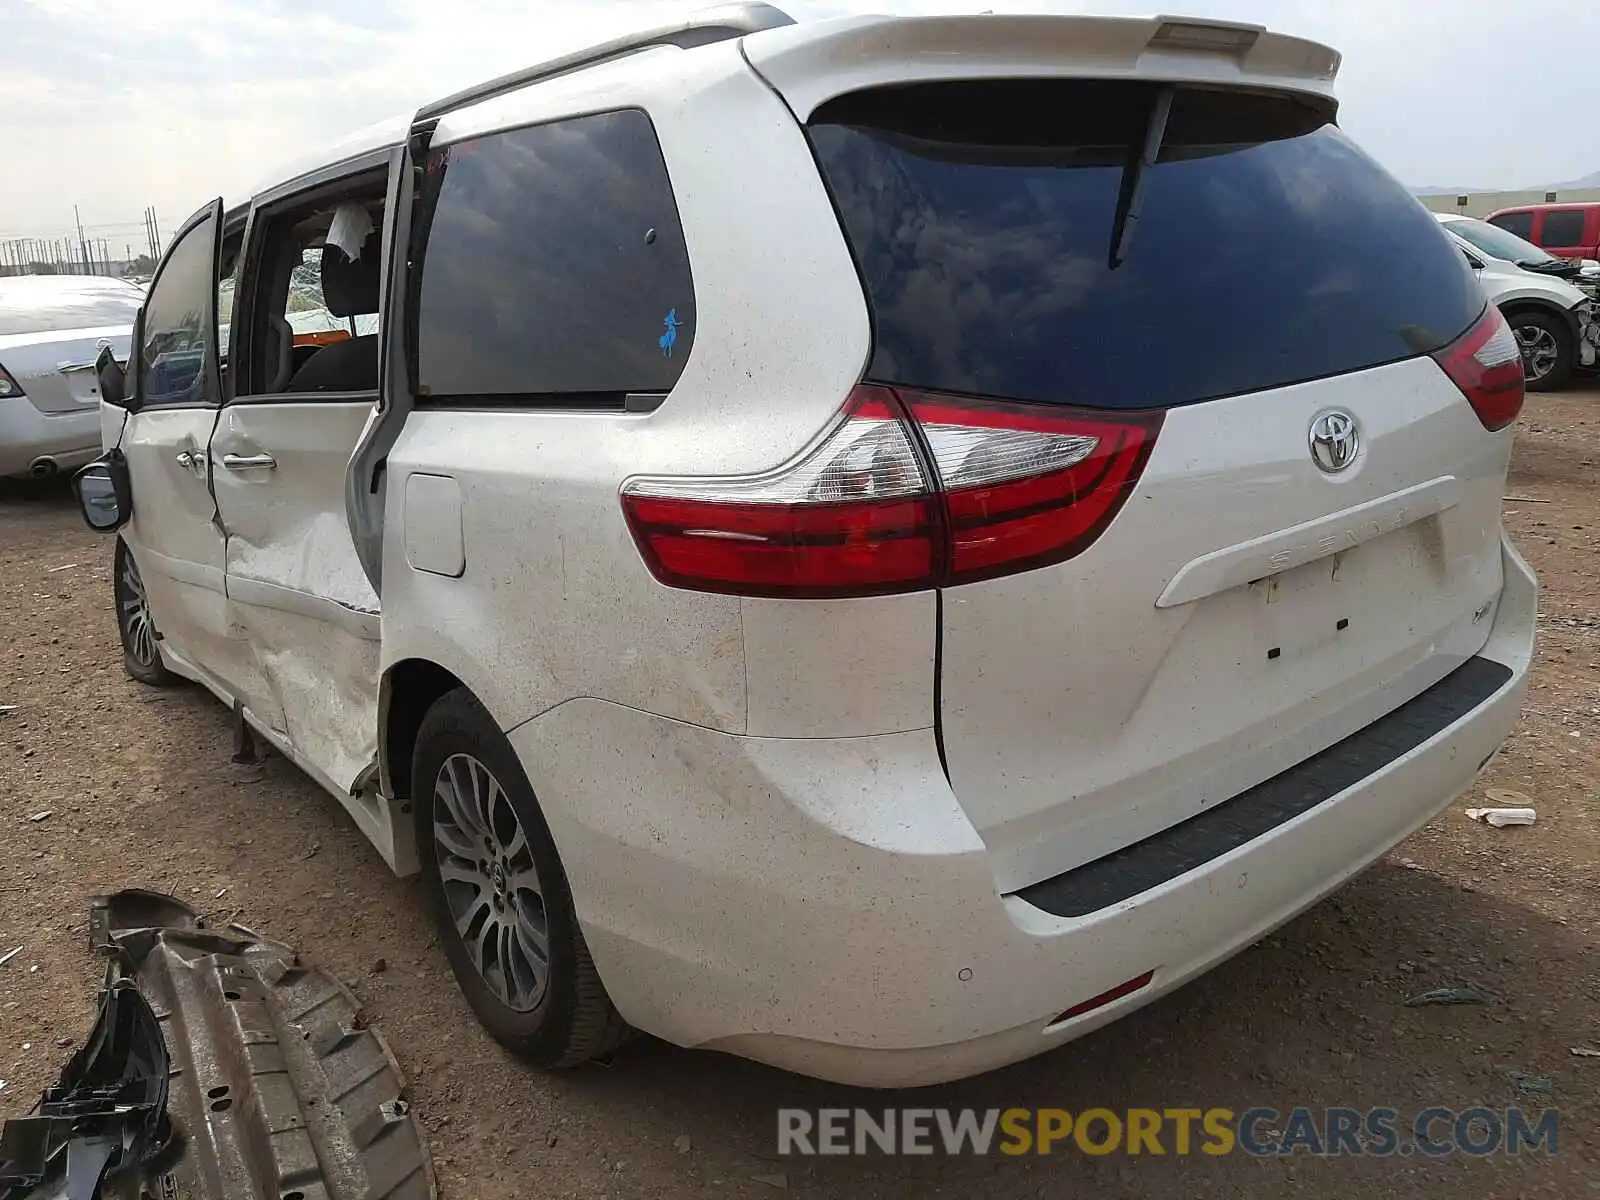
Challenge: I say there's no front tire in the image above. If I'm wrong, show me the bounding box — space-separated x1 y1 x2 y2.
412 688 627 1067
114 537 173 686
1508 309 1574 392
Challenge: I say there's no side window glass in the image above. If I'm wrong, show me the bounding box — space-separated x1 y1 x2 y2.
1540 210 1585 246
140 209 219 408
1489 211 1533 240
413 108 695 403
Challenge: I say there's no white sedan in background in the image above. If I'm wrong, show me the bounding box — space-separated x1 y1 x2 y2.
0 275 144 479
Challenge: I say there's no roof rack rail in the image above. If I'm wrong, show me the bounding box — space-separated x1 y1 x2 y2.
416 3 795 123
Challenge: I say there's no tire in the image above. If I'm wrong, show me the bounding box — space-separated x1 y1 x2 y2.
1508 309 1575 392
114 536 174 686
412 687 627 1067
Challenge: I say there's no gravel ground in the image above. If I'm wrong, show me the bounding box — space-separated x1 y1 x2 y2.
0 391 1596 1198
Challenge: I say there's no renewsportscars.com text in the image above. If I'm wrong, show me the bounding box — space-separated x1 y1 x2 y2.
777 1106 1558 1158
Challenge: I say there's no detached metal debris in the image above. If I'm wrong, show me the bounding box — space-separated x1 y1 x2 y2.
1404 984 1493 1007
0 890 435 1199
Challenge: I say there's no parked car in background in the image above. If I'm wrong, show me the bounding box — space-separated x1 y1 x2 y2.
0 275 143 479
1486 202 1600 265
1439 213 1600 295
72 5 1535 1087
1435 214 1598 391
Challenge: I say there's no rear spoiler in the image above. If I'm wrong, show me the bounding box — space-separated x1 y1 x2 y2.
743 12 1341 120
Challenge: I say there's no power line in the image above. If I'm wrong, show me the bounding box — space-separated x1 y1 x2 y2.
0 205 164 277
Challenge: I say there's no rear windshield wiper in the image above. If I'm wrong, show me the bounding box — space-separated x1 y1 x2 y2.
1108 85 1175 269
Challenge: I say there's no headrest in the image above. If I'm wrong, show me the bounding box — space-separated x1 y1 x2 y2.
320 228 381 317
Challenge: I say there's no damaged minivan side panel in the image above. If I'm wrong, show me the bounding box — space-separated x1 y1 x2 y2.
207 155 398 825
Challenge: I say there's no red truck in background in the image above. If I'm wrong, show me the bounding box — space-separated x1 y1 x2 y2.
1486 203 1600 262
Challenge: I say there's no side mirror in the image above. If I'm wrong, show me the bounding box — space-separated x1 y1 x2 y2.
96 344 127 407
71 451 132 533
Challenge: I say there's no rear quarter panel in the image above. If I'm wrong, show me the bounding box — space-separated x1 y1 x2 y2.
379 42 932 739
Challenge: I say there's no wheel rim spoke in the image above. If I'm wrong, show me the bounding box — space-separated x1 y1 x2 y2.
468 759 493 836
439 757 488 840
505 919 543 1005
500 818 529 867
1517 327 1558 379
475 913 506 1004
118 553 157 666
511 889 548 957
432 752 549 1012
481 771 507 843
438 855 486 889
433 814 480 862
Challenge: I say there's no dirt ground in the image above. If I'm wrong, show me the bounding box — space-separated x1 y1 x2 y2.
1 392 1596 1199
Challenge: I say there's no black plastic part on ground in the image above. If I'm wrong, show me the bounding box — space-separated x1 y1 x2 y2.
0 977 170 1200
0 889 436 1200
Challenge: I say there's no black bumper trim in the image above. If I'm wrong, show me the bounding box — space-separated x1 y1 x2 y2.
1012 655 1514 919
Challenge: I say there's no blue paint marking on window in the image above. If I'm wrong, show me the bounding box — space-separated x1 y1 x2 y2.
659 308 682 357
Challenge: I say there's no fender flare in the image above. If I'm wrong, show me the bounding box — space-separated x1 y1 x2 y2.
1497 296 1581 343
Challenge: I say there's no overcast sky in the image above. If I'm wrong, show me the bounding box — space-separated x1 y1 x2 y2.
3 0 1597 247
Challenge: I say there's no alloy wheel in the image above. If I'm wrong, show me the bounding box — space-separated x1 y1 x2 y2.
119 551 159 668
432 753 550 1012
1515 323 1559 382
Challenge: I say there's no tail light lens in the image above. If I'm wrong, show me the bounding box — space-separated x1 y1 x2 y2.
621 387 1163 598
0 363 24 398
903 392 1162 584
1432 306 1524 431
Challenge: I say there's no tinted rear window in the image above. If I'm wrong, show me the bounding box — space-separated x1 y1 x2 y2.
1539 209 1587 246
1488 211 1534 240
808 81 1483 411
0 281 143 336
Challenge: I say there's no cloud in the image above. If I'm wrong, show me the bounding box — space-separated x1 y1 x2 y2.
3 0 1597 245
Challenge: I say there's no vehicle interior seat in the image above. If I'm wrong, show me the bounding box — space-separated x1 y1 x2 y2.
284 229 380 393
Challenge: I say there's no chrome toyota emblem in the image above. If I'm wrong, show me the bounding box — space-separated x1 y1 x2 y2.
1308 410 1360 473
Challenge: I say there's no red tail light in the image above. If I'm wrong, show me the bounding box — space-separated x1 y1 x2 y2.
621 387 1163 598
1432 307 1524 431
0 362 24 398
901 391 1163 585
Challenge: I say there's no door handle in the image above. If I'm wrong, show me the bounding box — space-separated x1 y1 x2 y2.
174 449 204 474
221 452 276 470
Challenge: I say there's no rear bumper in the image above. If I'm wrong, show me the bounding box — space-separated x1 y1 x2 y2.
509 537 1536 1086
0 396 99 477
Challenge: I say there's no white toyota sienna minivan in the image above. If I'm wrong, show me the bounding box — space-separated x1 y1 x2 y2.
74 5 1536 1086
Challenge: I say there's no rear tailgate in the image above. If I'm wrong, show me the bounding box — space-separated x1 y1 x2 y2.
760 14 1511 892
